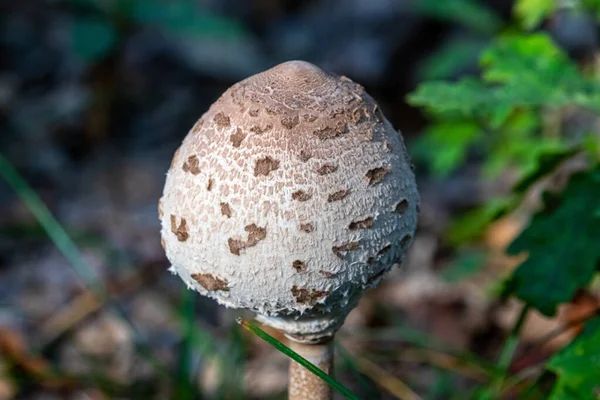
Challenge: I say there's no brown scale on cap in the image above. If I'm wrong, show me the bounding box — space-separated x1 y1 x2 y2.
365 167 390 185
332 242 359 259
327 189 350 203
220 202 233 218
157 198 163 219
291 286 328 305
182 155 201 175
292 260 307 272
170 215 189 242
254 156 280 176
394 199 409 214
316 164 338 175
348 216 373 230
191 273 229 291
281 116 300 129
213 112 230 129
292 190 312 202
250 124 273 135
227 224 267 255
206 178 214 191
298 150 312 162
299 223 314 233
230 128 246 147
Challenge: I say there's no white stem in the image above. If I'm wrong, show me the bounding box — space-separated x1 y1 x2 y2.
288 338 334 400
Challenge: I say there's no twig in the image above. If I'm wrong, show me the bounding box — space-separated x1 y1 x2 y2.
350 354 423 400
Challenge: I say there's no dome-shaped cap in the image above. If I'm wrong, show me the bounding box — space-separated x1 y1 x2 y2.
159 61 419 342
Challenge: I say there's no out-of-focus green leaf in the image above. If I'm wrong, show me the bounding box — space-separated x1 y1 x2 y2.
447 197 517 245
440 251 487 282
407 78 490 116
514 0 556 29
70 16 118 64
547 317 600 399
412 120 480 176
505 167 600 316
513 148 578 193
419 38 484 80
416 0 502 33
131 0 247 39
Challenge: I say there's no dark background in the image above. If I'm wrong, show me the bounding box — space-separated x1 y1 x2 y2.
0 1 597 399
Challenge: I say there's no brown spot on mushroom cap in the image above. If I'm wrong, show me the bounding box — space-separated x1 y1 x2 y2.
158 198 163 219
318 270 336 278
302 114 317 122
327 189 350 202
332 241 359 259
206 178 214 191
220 202 232 218
182 155 201 175
299 150 312 162
394 200 409 214
228 224 267 255
299 223 314 233
348 217 373 230
292 260 307 272
191 273 229 291
213 112 230 128
401 235 412 248
377 245 391 256
313 122 347 140
292 190 312 202
365 167 390 185
316 164 338 176
170 215 189 242
230 128 247 147
254 156 280 176
250 124 273 134
291 285 328 305
367 269 386 285
281 116 300 129
248 108 260 117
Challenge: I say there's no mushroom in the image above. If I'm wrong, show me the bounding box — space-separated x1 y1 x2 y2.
159 60 419 399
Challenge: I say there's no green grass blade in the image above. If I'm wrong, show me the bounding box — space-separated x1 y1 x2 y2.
175 287 196 400
0 153 102 293
236 318 360 400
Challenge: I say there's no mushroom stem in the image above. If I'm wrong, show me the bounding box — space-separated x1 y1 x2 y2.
288 338 334 400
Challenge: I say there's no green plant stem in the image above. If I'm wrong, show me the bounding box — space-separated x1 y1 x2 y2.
491 304 530 396
175 288 195 400
236 318 359 400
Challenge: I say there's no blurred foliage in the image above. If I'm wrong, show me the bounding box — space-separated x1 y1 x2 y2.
504 167 600 316
409 0 600 398
547 317 600 399
65 0 248 64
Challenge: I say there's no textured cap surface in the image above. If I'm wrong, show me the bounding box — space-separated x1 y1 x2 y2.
159 60 419 341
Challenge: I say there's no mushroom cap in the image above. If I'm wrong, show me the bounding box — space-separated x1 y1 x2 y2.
159 61 419 342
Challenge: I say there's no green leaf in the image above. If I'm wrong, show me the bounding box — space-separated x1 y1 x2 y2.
514 0 556 29
131 0 247 39
416 0 502 33
548 317 600 399
407 78 490 117
506 167 600 316
70 16 118 64
412 120 480 176
447 196 517 245
513 148 578 193
419 38 484 80
440 251 487 282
